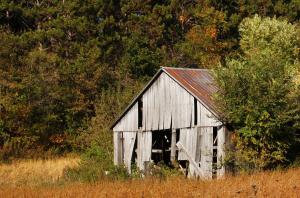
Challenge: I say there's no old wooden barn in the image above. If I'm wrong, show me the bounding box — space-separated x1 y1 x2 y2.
111 67 230 179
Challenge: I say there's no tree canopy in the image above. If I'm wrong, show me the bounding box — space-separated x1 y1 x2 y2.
0 0 299 165
214 15 300 169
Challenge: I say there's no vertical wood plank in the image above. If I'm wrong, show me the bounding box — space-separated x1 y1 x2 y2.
170 128 177 163
113 131 121 165
217 126 226 178
137 128 143 169
195 127 202 163
123 131 137 173
178 128 187 160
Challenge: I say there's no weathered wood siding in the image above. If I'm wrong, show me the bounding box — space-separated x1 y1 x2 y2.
198 100 221 127
217 127 226 177
113 102 138 170
113 73 220 133
199 127 213 179
177 128 226 179
176 100 225 178
113 102 138 132
142 72 194 131
113 131 122 165
137 131 152 170
178 128 197 161
113 131 137 173
123 131 137 173
177 127 199 177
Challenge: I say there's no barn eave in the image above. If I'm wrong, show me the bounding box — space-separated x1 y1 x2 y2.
110 68 164 129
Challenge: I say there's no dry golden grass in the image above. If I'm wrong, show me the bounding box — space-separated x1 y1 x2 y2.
0 157 79 186
1 166 300 197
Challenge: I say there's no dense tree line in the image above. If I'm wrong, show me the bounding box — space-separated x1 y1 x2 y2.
0 1 299 166
215 16 300 169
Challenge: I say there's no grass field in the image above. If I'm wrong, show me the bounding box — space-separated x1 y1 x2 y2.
0 158 300 197
0 157 79 186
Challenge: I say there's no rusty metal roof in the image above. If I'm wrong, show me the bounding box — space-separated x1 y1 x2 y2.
111 67 219 129
163 67 219 115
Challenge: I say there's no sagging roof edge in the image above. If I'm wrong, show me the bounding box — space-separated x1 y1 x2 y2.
110 67 220 130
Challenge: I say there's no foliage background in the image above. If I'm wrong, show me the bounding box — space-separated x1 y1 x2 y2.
214 15 300 170
0 0 299 170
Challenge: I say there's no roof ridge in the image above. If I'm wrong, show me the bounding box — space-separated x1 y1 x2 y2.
161 66 210 71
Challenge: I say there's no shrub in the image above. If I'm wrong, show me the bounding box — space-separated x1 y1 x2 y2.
64 143 112 182
63 142 131 182
214 15 300 170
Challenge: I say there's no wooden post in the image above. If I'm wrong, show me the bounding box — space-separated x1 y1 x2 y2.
114 131 123 165
170 128 177 163
137 127 142 170
120 132 124 164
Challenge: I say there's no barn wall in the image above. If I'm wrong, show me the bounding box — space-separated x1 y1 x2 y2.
217 126 226 177
113 102 138 132
123 131 137 173
113 72 221 133
142 72 195 131
177 127 213 178
137 131 152 170
113 131 122 165
177 127 200 177
178 128 197 161
176 99 225 178
113 131 137 173
199 127 213 179
198 100 221 126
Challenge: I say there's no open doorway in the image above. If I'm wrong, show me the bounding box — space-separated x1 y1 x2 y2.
131 134 138 166
151 129 172 165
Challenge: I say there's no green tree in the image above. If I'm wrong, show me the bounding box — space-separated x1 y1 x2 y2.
176 2 229 68
1 0 300 160
0 0 122 157
214 15 300 169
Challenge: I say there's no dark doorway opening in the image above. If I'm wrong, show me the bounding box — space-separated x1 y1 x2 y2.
212 127 218 178
194 97 197 125
138 98 143 128
151 129 172 165
131 134 138 165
